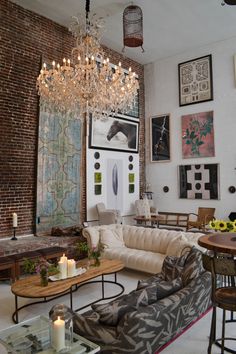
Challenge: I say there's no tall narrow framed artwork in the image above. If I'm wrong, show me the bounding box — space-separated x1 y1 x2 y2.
182 111 215 158
150 114 170 162
179 163 219 200
178 54 213 106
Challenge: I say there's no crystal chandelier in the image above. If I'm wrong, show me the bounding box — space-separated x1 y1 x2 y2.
36 0 139 119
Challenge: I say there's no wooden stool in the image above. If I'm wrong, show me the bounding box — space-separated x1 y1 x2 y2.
9 251 41 280
37 246 67 261
0 256 16 283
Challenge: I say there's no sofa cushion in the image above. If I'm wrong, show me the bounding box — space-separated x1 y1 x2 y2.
102 247 166 274
182 246 205 286
136 274 165 290
92 278 182 326
161 252 189 281
166 233 195 257
100 227 125 248
73 311 118 344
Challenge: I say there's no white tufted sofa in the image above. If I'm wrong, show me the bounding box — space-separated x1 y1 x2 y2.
82 224 205 274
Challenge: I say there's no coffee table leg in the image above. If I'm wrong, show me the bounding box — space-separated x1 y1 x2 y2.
15 295 18 324
114 272 117 283
102 274 105 299
70 287 73 309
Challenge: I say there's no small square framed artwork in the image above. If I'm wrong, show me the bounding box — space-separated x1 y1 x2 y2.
178 54 213 106
94 172 102 183
129 184 135 193
95 185 102 195
150 114 170 162
129 173 135 183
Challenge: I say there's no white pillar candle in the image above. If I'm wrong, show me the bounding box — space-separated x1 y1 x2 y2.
13 213 18 228
67 259 76 277
60 253 67 262
58 260 67 279
52 316 65 352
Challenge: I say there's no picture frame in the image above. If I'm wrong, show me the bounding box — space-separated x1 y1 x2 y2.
89 115 139 153
178 163 219 200
178 54 213 106
150 114 170 162
182 111 215 158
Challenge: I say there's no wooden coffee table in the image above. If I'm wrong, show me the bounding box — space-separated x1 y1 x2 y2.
11 258 124 323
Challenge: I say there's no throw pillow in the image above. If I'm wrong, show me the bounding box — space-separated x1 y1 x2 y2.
182 246 205 286
92 278 183 326
166 233 195 257
136 274 165 290
100 227 125 248
161 252 189 281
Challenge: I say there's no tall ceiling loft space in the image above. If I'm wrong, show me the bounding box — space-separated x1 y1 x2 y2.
10 0 236 65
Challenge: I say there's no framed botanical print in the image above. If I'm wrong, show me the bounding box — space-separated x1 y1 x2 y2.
182 111 215 158
178 54 213 106
150 114 170 162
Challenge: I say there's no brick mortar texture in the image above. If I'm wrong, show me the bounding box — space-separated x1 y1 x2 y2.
0 0 145 238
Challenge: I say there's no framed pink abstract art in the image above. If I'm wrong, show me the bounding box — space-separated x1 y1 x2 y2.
182 111 215 158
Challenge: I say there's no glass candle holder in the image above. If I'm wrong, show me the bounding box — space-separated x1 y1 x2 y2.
49 304 73 353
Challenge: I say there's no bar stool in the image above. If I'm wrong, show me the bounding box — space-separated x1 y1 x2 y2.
9 251 41 280
0 256 16 283
202 253 236 354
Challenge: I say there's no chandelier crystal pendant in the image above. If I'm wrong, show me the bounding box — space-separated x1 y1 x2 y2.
36 0 139 119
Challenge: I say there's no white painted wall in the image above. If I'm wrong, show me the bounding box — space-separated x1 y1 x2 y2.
145 37 236 219
86 141 140 223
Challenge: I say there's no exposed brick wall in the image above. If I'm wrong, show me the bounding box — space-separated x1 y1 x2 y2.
0 0 145 238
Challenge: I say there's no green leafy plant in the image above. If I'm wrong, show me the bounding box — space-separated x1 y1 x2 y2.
76 241 105 266
23 257 59 275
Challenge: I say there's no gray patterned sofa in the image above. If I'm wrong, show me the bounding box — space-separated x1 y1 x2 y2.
73 247 212 354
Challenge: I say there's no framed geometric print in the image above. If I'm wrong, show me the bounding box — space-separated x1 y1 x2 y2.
178 55 213 106
179 163 219 200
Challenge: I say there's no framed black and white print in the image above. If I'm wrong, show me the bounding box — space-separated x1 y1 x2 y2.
150 114 170 162
89 115 139 153
178 55 213 106
178 163 219 200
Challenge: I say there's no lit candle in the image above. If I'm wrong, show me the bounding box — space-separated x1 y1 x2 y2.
67 259 76 277
13 213 17 228
52 316 65 352
58 260 67 279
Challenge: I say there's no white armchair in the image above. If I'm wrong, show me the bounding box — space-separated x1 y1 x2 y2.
135 199 157 217
96 203 122 225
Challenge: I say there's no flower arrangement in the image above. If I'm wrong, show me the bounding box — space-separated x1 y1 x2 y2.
23 257 58 286
76 241 105 267
209 219 236 232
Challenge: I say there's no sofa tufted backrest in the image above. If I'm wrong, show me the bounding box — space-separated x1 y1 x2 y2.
122 226 184 254
83 225 204 254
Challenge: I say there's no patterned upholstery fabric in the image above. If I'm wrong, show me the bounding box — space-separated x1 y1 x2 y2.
92 278 182 326
72 247 211 353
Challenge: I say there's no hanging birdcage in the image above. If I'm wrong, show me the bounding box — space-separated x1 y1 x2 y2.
123 5 144 52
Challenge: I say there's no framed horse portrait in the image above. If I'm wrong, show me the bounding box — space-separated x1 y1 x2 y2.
150 114 170 162
89 115 139 153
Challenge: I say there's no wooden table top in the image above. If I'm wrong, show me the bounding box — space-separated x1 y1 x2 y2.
11 258 124 298
198 233 236 255
134 215 164 222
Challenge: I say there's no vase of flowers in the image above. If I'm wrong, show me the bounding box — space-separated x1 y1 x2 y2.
76 241 105 267
23 257 58 286
209 219 236 232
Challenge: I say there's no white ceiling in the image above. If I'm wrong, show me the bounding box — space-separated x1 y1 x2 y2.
11 0 236 65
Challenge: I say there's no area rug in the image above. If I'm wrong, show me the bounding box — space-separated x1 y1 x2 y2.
155 307 212 353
